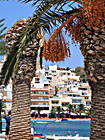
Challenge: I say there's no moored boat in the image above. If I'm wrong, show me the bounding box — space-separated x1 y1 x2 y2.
46 134 90 140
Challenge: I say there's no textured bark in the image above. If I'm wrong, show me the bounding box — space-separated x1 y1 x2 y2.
5 19 43 140
80 24 105 139
10 47 39 139
10 40 41 139
10 81 32 140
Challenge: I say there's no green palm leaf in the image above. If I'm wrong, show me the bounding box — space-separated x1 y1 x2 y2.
0 19 7 55
0 0 81 86
0 19 6 39
0 46 18 86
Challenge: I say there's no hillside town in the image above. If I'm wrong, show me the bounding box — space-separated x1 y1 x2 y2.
0 56 91 118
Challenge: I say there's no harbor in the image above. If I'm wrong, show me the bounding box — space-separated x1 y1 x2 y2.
32 119 90 140
32 119 90 137
1 119 90 140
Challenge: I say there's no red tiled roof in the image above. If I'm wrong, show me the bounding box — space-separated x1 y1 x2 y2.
3 99 12 102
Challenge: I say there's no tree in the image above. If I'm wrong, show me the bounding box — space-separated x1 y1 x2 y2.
51 107 57 118
77 104 85 117
56 106 62 118
0 0 105 139
67 104 73 117
0 19 44 140
86 107 91 118
36 107 41 118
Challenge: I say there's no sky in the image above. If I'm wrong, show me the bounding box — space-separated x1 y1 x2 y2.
0 1 84 69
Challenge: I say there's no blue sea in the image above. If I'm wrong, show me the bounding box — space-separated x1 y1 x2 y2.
2 119 90 137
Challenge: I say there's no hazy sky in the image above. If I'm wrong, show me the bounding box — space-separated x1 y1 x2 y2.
0 1 84 69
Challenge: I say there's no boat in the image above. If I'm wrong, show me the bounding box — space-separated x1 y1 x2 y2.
61 118 68 121
32 133 46 140
31 127 45 140
36 121 49 124
55 119 62 122
46 134 90 140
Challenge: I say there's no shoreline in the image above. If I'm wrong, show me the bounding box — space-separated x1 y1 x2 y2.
31 118 90 122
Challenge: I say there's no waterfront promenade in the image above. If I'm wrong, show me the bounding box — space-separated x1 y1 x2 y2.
0 133 6 140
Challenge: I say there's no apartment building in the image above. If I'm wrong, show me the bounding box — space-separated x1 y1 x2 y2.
0 56 91 115
49 96 62 111
31 88 51 116
79 82 91 108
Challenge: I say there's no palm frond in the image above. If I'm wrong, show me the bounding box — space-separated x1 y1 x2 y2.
0 19 6 39
0 46 18 86
0 41 7 55
16 0 83 7
0 1 81 86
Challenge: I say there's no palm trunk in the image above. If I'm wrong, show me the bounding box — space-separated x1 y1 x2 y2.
80 25 105 139
5 19 44 139
90 82 105 140
10 81 32 140
10 43 40 140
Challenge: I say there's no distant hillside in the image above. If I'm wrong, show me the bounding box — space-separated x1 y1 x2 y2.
74 67 87 82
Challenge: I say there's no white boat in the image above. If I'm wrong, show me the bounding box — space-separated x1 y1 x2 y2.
46 134 90 140
55 119 62 122
36 121 49 124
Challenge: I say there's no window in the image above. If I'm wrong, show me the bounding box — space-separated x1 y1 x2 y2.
51 71 56 73
43 97 49 100
69 95 72 97
43 102 49 105
35 78 40 83
45 72 49 76
82 92 87 96
86 101 91 105
47 77 52 80
85 97 89 99
79 88 87 90
52 101 59 104
72 99 81 103
39 97 43 100
31 84 34 88
44 84 49 87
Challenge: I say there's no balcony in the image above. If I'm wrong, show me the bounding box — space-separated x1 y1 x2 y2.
31 104 49 107
31 97 49 101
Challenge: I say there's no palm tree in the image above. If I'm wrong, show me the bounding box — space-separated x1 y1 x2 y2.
51 107 57 118
24 1 104 139
56 106 62 118
0 19 44 140
86 107 91 118
67 104 73 117
36 107 41 118
77 104 85 117
0 0 105 139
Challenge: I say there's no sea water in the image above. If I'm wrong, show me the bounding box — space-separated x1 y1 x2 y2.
32 120 90 137
2 119 90 137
